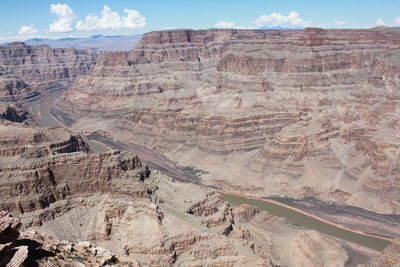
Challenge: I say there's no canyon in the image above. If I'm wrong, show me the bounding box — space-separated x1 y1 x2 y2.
60 28 400 215
0 27 399 266
0 115 354 266
0 42 98 101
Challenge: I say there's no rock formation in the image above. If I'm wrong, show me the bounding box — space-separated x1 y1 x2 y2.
0 211 141 266
0 113 353 266
60 28 400 214
0 103 28 123
0 75 35 102
0 211 26 267
0 28 398 266
0 42 99 100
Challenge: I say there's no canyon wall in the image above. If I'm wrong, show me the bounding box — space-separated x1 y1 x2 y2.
61 28 400 214
0 117 350 266
0 42 99 101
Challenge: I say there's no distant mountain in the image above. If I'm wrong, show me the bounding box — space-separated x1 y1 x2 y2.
24 35 142 51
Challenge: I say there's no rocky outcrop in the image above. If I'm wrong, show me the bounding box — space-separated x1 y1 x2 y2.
0 42 99 100
0 104 28 122
0 211 21 244
2 146 266 266
0 75 37 101
0 122 87 161
0 119 354 266
61 28 400 214
0 211 141 266
0 211 27 267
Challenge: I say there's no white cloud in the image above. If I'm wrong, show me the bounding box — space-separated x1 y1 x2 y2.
254 11 310 28
333 19 347 26
395 17 400 25
76 5 146 31
214 21 235 28
49 4 76 32
376 18 385 26
18 24 39 35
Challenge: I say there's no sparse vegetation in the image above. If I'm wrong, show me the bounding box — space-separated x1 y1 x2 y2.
73 255 87 263
344 256 353 267
184 166 209 178
301 196 317 202
270 261 283 267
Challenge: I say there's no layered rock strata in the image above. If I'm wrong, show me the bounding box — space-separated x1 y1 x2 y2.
0 42 99 100
0 211 141 266
0 71 36 101
0 120 352 266
61 28 400 213
0 103 28 123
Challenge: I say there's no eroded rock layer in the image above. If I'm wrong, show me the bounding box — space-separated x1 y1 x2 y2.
62 28 400 213
0 119 351 266
0 104 28 123
0 211 141 266
0 42 99 100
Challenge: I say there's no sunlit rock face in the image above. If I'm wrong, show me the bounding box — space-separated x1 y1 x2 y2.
0 42 99 99
62 28 400 214
0 120 350 267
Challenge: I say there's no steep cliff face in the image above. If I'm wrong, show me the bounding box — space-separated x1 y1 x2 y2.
0 119 352 266
0 42 99 100
61 28 400 214
0 104 28 122
0 211 142 266
0 65 36 101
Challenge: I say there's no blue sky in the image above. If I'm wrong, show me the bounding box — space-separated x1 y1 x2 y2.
1 0 400 42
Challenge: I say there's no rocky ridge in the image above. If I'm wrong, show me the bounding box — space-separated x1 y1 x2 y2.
0 42 99 101
0 211 141 266
0 103 28 123
61 28 400 214
0 113 352 266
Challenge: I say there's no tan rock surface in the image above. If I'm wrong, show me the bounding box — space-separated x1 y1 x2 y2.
0 119 351 266
0 33 388 266
0 42 99 101
0 211 142 266
5 245 28 267
0 210 21 244
61 28 400 213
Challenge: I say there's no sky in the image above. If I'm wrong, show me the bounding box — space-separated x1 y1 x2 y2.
0 0 400 42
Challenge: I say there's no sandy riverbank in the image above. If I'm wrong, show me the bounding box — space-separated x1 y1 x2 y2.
218 189 393 244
